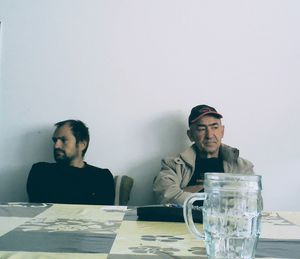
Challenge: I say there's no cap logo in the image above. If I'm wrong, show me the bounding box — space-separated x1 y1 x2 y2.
200 108 210 112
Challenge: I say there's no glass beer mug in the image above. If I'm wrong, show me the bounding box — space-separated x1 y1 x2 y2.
184 173 263 259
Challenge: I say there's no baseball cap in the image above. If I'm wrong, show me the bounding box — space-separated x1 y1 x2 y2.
188 104 223 125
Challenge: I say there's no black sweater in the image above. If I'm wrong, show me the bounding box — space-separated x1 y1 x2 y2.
27 162 115 205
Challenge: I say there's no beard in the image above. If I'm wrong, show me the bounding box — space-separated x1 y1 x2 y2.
54 149 72 165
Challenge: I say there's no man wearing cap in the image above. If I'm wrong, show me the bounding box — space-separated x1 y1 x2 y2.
153 105 254 205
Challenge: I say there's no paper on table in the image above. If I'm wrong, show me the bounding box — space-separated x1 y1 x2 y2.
260 212 300 240
102 206 129 212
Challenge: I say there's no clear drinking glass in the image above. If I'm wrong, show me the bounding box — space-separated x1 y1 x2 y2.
183 173 263 259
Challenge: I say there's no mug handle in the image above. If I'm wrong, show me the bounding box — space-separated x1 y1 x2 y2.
183 193 207 240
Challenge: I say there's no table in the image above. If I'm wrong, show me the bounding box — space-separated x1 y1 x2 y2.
0 203 299 258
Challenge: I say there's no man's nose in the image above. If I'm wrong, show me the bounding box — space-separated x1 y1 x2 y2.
205 128 213 138
54 140 62 149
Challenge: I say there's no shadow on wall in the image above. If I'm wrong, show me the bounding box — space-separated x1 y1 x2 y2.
0 126 54 202
128 112 190 206
0 167 29 202
20 126 54 165
20 126 54 201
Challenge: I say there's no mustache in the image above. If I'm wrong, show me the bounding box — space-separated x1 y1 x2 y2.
204 140 217 144
54 149 65 154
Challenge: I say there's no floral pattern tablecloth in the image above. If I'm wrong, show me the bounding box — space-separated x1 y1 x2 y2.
0 203 299 259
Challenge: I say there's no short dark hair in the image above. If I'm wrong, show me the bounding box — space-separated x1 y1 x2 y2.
55 119 90 156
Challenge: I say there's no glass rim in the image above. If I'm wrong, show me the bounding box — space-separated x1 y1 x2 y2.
204 173 262 181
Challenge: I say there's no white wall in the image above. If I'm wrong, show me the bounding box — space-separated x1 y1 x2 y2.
0 0 299 210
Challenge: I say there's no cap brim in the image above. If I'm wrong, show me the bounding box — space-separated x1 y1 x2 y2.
190 112 223 124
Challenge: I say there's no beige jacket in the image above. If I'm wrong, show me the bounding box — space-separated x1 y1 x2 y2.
153 144 254 205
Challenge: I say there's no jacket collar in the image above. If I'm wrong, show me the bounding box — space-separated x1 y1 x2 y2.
179 144 197 168
179 143 239 168
221 144 239 162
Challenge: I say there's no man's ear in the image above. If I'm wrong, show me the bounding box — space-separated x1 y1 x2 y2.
221 125 225 138
78 140 87 152
187 129 194 142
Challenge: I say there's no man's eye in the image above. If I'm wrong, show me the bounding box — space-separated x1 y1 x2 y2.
198 127 206 131
60 138 67 143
